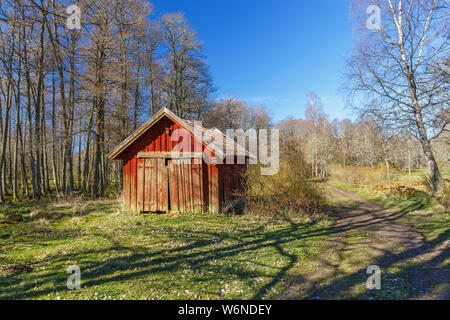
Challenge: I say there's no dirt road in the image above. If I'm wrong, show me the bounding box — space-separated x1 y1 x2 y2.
283 184 449 300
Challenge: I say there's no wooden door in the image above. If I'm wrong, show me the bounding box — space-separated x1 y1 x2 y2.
223 165 244 202
137 158 168 212
168 160 203 213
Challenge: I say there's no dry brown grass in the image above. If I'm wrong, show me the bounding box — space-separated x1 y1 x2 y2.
373 184 423 199
329 164 449 212
419 174 450 210
328 164 400 185
29 219 53 236
440 179 450 210
49 198 90 216
243 156 327 218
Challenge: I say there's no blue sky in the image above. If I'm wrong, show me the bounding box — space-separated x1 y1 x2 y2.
152 0 354 122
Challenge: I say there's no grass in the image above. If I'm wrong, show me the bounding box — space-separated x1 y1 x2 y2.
315 182 448 300
288 189 418 300
325 172 448 299
0 199 334 300
1 166 448 300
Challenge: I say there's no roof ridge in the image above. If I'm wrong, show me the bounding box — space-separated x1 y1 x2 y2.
108 108 254 161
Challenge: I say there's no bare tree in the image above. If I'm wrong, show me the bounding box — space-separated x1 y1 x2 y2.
0 0 216 202
305 92 328 177
161 13 214 118
346 0 448 193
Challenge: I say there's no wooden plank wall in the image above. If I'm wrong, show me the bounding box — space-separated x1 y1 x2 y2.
137 158 169 212
123 157 131 211
168 160 203 214
222 164 245 203
208 164 219 213
122 115 221 213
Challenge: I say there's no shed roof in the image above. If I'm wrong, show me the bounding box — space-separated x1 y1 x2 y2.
108 108 255 161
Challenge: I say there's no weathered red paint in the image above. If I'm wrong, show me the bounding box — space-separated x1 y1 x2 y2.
109 110 248 213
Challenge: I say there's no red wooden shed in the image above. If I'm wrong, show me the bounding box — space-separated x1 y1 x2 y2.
108 108 254 213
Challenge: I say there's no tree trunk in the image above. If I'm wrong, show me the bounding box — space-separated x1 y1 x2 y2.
82 110 94 193
409 77 443 194
90 43 106 198
13 41 22 201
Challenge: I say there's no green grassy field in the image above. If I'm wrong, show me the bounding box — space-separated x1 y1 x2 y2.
0 199 334 300
1 167 448 300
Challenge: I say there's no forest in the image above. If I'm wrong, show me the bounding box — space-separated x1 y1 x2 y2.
0 0 447 204
0 0 219 200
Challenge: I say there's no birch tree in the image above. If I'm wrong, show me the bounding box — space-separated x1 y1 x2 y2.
347 0 449 193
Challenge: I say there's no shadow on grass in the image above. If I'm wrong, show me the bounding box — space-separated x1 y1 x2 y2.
0 199 117 225
0 196 446 300
302 228 449 299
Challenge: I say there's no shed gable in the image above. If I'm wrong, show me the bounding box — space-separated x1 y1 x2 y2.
110 108 249 214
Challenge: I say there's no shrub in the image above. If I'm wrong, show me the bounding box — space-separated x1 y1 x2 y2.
243 156 327 218
418 173 435 194
419 174 450 210
374 184 419 197
223 199 246 216
435 182 450 210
